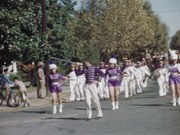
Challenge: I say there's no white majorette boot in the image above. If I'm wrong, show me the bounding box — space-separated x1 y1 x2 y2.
87 111 92 120
59 104 63 113
173 99 177 107
97 113 103 119
112 102 116 110
115 101 119 109
177 97 180 105
52 105 57 114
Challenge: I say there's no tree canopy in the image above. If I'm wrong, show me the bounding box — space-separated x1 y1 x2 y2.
0 0 76 65
170 30 180 50
0 0 169 66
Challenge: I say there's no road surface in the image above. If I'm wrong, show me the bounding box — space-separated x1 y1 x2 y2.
0 80 180 135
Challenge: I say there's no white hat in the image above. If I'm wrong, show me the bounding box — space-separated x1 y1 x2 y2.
49 64 57 69
169 50 178 60
109 58 117 64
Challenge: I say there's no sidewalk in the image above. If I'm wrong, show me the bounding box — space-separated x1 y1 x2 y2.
0 83 71 112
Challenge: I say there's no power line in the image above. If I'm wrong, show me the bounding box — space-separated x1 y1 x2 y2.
153 6 180 9
155 10 180 13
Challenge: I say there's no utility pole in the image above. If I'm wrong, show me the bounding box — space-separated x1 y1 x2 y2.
41 0 49 96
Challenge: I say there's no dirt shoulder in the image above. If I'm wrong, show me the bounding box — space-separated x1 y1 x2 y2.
0 86 71 112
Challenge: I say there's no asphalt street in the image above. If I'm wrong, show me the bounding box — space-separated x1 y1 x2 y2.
0 80 180 135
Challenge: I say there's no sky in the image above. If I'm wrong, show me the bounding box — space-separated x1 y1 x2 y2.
74 0 180 37
148 0 180 37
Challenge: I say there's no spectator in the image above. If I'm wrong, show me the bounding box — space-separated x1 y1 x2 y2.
36 62 46 98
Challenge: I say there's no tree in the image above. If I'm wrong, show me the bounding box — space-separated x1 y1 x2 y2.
88 0 154 60
143 1 169 54
170 30 180 50
0 0 39 65
68 0 105 64
0 0 76 65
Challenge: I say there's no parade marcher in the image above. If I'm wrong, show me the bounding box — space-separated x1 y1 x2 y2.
105 57 122 110
36 62 46 98
83 59 104 120
66 64 78 101
98 61 109 99
127 60 138 97
104 64 110 99
153 60 168 97
140 61 151 88
145 50 153 73
13 77 30 107
168 50 180 106
75 63 85 101
135 61 144 93
49 64 67 114
121 60 132 99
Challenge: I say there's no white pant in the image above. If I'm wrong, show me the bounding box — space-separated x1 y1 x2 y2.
142 75 149 88
122 77 131 98
76 79 85 100
98 78 109 98
136 78 143 93
84 83 103 118
129 79 136 97
69 80 77 101
157 76 167 97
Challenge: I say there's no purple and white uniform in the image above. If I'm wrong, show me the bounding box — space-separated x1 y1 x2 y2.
49 73 66 93
105 68 122 87
84 66 105 84
168 64 180 85
84 66 104 119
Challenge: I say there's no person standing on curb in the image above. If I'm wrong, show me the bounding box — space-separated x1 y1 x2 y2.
83 59 104 120
36 62 46 99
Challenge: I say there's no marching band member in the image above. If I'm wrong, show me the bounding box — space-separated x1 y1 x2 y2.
49 64 67 114
135 61 144 93
121 60 132 99
76 63 86 101
105 57 122 110
98 61 109 99
83 59 104 120
66 64 78 102
168 50 180 106
140 61 151 88
104 64 110 99
154 60 168 97
128 60 138 97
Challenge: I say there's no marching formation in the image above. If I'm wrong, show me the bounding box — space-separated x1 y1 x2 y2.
48 50 180 120
1 50 180 120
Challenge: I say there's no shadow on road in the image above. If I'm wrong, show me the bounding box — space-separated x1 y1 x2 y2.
45 117 87 121
74 107 111 111
20 110 47 114
133 95 158 99
129 103 171 107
